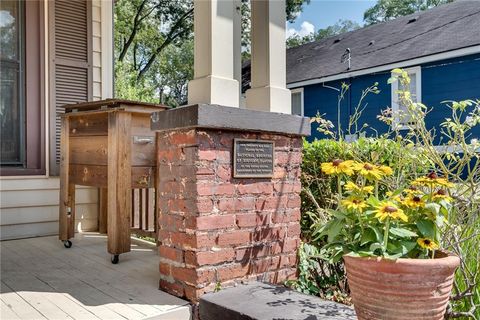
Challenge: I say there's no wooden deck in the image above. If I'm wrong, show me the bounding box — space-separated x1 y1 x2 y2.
0 233 191 320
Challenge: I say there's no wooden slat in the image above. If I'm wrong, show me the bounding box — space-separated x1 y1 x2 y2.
107 112 132 255
69 113 108 136
59 116 72 241
69 164 155 188
69 135 108 165
69 135 155 167
98 188 108 234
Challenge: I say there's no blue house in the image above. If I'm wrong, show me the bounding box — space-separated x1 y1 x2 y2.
245 1 480 142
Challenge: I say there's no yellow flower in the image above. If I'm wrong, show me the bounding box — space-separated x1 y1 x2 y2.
373 201 408 222
378 165 393 176
412 172 454 188
403 194 426 209
341 197 367 212
432 189 453 202
321 159 355 176
417 238 439 250
344 181 374 194
404 186 423 196
354 162 384 180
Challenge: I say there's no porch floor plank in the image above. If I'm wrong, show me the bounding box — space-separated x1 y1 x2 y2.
1 233 191 320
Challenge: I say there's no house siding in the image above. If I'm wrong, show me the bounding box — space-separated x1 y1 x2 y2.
303 53 480 141
0 0 113 240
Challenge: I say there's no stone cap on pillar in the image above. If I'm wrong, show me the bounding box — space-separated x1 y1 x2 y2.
150 104 310 137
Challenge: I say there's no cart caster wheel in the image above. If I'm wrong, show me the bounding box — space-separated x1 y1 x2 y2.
111 255 119 264
63 240 72 248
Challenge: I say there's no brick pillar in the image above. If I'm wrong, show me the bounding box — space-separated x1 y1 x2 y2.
152 104 309 302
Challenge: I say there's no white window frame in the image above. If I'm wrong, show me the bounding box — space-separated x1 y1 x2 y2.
391 66 422 129
291 87 304 116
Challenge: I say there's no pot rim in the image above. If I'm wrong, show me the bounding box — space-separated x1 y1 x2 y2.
343 250 460 267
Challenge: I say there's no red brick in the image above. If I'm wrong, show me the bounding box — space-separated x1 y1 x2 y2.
217 165 232 181
271 209 300 224
236 213 270 228
253 256 281 273
216 184 235 195
196 198 214 213
159 279 184 297
198 149 216 161
217 263 249 281
254 226 287 242
197 183 215 196
186 249 236 266
159 213 185 231
287 224 301 237
287 195 301 208
235 197 255 210
237 183 273 195
217 230 252 246
159 261 171 276
159 246 184 263
195 214 236 230
217 198 235 212
235 243 274 261
216 150 231 162
171 266 215 285
257 196 288 210
171 232 197 249
170 130 196 145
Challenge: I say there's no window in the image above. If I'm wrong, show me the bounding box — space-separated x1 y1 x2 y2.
1 0 45 176
0 0 24 166
391 66 422 129
291 88 304 116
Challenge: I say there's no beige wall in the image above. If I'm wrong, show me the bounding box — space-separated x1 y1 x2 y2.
0 0 114 240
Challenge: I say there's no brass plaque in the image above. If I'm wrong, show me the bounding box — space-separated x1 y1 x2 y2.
233 139 274 178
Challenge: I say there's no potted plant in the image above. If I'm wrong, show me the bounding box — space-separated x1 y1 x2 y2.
316 160 460 320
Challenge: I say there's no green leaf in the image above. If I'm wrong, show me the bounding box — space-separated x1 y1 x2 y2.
416 219 435 239
369 242 383 253
389 227 418 238
327 219 344 243
425 203 440 216
360 228 376 245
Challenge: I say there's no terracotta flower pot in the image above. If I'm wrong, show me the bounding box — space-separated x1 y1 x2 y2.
344 251 460 320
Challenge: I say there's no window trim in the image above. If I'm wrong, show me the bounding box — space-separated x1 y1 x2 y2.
391 66 422 130
291 87 304 116
1 0 46 176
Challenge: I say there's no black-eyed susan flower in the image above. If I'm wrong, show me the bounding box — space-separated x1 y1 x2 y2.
373 201 408 222
321 159 356 176
378 165 393 176
403 195 426 209
417 238 439 250
432 189 453 202
344 181 374 194
412 172 454 188
354 162 384 181
341 197 367 212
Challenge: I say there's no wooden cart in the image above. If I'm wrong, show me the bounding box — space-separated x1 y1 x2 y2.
58 99 167 263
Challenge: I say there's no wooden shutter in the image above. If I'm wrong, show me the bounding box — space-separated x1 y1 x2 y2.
49 0 92 175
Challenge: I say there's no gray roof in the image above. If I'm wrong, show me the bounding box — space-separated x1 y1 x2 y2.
286 0 480 85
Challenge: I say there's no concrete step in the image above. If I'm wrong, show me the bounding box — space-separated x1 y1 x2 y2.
199 281 356 320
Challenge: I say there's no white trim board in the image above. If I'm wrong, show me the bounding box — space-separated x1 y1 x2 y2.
290 87 304 116
287 45 480 89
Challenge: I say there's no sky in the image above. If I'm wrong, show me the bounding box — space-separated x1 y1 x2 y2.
287 0 376 38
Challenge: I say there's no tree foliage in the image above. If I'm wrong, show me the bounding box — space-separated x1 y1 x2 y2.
364 0 454 25
115 0 308 104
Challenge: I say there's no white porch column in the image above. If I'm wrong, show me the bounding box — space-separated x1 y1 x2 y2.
246 0 291 114
188 0 239 107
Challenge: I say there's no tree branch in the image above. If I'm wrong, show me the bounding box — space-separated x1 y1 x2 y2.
118 0 149 62
137 8 193 80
